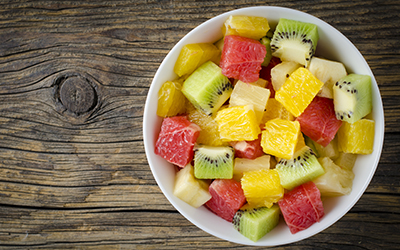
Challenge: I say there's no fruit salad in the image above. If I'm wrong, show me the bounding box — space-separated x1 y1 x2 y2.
154 15 375 242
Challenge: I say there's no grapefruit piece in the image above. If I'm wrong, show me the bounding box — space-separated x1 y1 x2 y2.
220 35 266 83
229 134 264 159
296 96 342 147
278 181 324 234
206 179 246 222
155 116 201 168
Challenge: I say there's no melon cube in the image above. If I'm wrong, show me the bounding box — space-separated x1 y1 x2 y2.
215 105 261 142
205 179 246 222
229 81 271 124
155 116 201 168
337 119 375 154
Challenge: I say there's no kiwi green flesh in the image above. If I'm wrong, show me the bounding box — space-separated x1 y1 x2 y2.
182 61 232 116
194 145 234 179
276 146 325 190
333 74 372 123
260 37 272 67
270 18 319 66
233 205 280 242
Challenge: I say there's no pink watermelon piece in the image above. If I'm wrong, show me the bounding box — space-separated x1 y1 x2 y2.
206 179 246 222
278 181 324 234
220 35 266 83
296 96 342 147
155 116 200 168
229 134 264 159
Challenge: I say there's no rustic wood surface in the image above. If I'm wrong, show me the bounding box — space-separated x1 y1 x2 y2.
0 0 399 249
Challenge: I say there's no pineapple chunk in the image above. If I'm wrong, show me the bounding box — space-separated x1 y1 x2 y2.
313 157 355 197
337 119 375 154
261 98 294 125
334 152 357 171
222 15 270 40
229 81 271 124
233 155 271 181
271 61 301 91
173 164 212 208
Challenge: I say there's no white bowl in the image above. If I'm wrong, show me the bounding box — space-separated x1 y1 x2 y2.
143 6 384 246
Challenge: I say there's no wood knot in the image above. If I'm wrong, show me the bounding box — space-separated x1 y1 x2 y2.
57 76 97 115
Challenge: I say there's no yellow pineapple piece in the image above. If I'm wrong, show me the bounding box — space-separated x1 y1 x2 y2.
222 15 270 40
229 81 271 124
261 98 294 125
157 80 186 117
275 67 324 117
337 119 375 154
187 103 227 146
241 169 284 208
174 43 220 77
261 118 300 159
215 105 261 142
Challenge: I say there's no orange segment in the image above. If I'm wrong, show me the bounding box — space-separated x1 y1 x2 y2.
157 80 186 117
215 105 261 142
261 118 300 159
241 169 284 208
261 98 294 126
222 15 270 40
337 119 375 154
174 43 220 77
275 67 324 117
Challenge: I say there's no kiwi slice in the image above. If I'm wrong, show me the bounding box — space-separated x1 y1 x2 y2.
260 36 273 66
333 74 372 123
182 61 233 116
270 18 319 67
275 146 325 190
194 144 234 179
233 204 280 242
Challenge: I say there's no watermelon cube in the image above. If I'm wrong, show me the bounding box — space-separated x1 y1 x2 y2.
206 179 246 222
220 35 266 83
278 181 324 234
155 116 201 168
296 96 342 147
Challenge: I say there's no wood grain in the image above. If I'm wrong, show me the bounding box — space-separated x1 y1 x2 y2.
0 0 399 249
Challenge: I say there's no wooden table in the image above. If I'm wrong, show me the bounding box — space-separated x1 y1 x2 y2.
1 1 399 249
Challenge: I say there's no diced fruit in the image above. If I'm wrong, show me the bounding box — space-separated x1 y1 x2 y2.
215 105 261 142
229 80 271 124
222 15 270 40
233 204 280 242
261 98 294 125
259 57 282 98
337 119 375 154
261 118 301 159
155 116 200 168
206 179 246 222
157 80 186 117
295 132 306 152
174 43 220 77
275 146 325 190
229 134 264 159
182 61 233 116
296 96 342 147
309 57 347 99
313 157 355 197
334 152 357 170
270 18 319 67
220 35 266 83
173 164 212 208
194 145 235 179
275 67 324 117
241 169 284 208
271 61 301 91
333 74 372 123
260 36 273 66
248 78 268 88
306 135 339 160
187 103 227 146
233 155 270 181
278 181 324 234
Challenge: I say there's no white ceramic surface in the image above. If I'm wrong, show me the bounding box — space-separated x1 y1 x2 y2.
143 6 384 246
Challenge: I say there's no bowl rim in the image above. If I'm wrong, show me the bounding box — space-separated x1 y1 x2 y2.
143 6 385 246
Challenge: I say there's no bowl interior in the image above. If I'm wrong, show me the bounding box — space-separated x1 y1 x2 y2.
143 6 384 246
